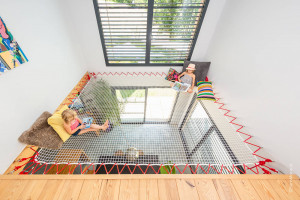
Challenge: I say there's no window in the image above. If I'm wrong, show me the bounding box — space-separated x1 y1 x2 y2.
114 87 178 123
93 0 209 66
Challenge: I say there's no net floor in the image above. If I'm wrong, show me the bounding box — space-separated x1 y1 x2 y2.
37 124 188 165
35 74 258 170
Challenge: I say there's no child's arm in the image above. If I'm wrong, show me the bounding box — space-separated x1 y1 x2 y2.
191 75 196 89
178 72 186 82
63 122 84 135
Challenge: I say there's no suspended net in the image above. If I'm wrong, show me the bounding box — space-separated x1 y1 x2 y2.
33 73 260 174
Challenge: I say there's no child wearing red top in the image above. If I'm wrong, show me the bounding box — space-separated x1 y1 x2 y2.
62 109 109 136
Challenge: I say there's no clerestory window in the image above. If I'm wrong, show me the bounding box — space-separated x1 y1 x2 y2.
93 0 209 66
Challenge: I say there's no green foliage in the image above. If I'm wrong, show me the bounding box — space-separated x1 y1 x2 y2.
106 0 190 37
160 162 176 174
120 89 136 99
117 89 145 100
81 79 123 126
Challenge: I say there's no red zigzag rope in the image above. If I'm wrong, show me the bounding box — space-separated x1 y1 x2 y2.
214 97 277 174
14 72 277 175
90 72 167 78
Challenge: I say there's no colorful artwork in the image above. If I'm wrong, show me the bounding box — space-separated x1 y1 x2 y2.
0 16 28 75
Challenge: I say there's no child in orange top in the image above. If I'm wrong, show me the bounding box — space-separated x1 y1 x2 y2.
62 109 109 136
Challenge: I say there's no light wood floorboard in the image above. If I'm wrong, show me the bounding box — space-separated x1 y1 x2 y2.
158 179 180 200
0 175 299 199
213 179 240 200
176 179 199 200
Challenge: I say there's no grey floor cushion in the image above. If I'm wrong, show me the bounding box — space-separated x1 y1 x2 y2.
18 111 63 149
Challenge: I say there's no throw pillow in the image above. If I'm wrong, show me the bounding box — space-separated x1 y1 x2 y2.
48 105 71 142
197 81 215 101
165 68 180 82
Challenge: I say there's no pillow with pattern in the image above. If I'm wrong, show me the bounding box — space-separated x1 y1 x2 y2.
165 68 180 82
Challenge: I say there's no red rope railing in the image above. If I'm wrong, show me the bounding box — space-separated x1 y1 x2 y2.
12 72 277 175
214 97 277 174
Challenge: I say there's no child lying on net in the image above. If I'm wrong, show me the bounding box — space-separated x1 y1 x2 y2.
62 109 109 136
170 63 196 93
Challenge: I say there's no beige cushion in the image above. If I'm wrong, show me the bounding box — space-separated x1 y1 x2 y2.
47 105 71 142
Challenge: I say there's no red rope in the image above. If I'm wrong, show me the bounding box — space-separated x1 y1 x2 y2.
19 72 275 175
187 165 195 174
150 165 161 174
137 164 150 174
223 165 235 174
103 164 108 174
210 165 223 174
57 164 69 174
107 163 117 174
68 164 72 174
19 160 36 174
118 164 128 174
31 163 45 174
43 163 56 174
28 162 278 174
214 97 275 173
198 165 209 174
181 164 188 174
234 165 247 174
82 163 94 174
175 165 183 174
90 72 167 78
95 163 104 174
79 164 83 174
127 164 138 174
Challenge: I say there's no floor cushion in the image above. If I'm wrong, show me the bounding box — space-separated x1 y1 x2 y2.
18 111 63 149
48 105 71 142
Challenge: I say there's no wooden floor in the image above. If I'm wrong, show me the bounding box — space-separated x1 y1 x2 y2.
0 175 299 200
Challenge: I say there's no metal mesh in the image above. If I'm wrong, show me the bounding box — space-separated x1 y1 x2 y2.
36 74 258 168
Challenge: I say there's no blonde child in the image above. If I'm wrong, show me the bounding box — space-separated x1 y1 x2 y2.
170 63 196 93
62 109 109 136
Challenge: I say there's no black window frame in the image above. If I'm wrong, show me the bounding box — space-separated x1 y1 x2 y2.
93 0 210 66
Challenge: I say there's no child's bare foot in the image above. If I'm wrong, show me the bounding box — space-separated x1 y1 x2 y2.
101 120 109 131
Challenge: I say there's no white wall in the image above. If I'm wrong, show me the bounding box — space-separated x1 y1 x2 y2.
205 0 300 175
191 0 226 61
0 0 87 174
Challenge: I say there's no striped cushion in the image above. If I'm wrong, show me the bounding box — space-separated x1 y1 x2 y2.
197 81 215 101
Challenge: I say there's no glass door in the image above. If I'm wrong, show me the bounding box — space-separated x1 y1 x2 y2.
145 88 177 122
115 87 177 123
116 89 146 123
